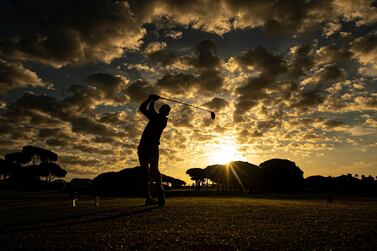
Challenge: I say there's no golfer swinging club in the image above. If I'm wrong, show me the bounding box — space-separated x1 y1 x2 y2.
138 94 170 206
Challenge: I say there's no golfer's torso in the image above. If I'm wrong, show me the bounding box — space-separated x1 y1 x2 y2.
140 116 167 145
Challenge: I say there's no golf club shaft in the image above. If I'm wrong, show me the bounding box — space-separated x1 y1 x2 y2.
160 97 211 113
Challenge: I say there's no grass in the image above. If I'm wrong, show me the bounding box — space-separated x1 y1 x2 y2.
0 191 376 250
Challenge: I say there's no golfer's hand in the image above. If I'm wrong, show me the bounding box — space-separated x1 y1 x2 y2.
150 94 160 101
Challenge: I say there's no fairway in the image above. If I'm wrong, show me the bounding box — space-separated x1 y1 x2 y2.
1 194 376 250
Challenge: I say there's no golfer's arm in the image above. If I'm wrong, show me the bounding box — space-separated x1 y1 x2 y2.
147 100 159 118
148 99 156 113
139 97 151 115
139 97 157 119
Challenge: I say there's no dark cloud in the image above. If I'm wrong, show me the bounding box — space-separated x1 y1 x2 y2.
70 117 116 137
235 46 287 75
45 138 71 147
0 0 144 67
197 70 224 92
129 0 337 35
351 32 377 75
323 119 345 128
96 111 127 127
157 73 197 94
351 32 377 58
92 136 120 145
66 167 100 176
257 119 281 130
37 128 73 140
203 97 229 111
1 83 128 146
143 41 180 67
10 92 59 114
0 60 51 96
146 49 179 67
65 73 128 108
155 40 224 95
1 0 374 71
144 42 167 54
172 107 194 128
59 154 102 167
72 144 114 155
314 64 347 85
316 43 352 65
37 128 75 147
85 73 127 100
190 40 221 70
289 44 315 78
234 46 287 116
292 88 327 109
165 30 183 39
124 79 157 102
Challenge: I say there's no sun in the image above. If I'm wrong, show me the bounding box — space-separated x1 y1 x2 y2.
208 143 246 165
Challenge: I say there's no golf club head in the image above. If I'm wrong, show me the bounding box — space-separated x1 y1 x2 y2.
210 112 216 120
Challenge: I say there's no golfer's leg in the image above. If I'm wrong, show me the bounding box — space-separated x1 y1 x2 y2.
150 154 165 206
138 149 151 199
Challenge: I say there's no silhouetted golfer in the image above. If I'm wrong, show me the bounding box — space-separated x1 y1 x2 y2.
138 94 170 206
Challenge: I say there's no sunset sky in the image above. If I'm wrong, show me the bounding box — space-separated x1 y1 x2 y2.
1 0 376 182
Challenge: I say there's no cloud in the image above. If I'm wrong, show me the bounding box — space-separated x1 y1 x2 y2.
10 92 59 114
130 0 335 35
306 64 347 86
334 0 377 26
126 63 156 74
289 44 315 78
291 88 327 109
362 114 377 128
235 46 287 75
0 60 51 96
1 0 375 72
145 47 179 67
61 73 129 114
203 97 229 111
171 107 194 128
165 30 183 39
0 101 6 110
154 40 224 95
0 0 145 68
157 73 197 94
234 46 287 115
85 73 129 103
59 154 102 169
189 40 221 70
144 42 167 54
315 43 352 65
323 21 342 37
125 79 157 102
351 32 377 76
72 144 114 155
322 119 346 129
70 116 117 137
96 111 128 127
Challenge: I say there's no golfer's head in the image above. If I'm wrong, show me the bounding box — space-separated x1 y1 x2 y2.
159 104 170 116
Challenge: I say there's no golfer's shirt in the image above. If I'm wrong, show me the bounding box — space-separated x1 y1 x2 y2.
140 109 167 146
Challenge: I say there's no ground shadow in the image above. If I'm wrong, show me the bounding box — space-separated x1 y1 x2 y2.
0 204 160 235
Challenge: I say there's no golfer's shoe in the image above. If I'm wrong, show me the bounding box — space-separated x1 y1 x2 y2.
145 197 158 206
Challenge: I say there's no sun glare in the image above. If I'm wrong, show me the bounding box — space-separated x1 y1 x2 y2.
208 142 246 165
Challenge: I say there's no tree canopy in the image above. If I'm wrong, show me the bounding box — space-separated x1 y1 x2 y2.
187 159 304 192
1 145 66 183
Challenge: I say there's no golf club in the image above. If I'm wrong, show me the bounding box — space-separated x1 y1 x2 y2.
159 96 216 119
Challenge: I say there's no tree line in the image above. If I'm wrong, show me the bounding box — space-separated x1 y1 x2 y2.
0 145 67 190
186 159 377 194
